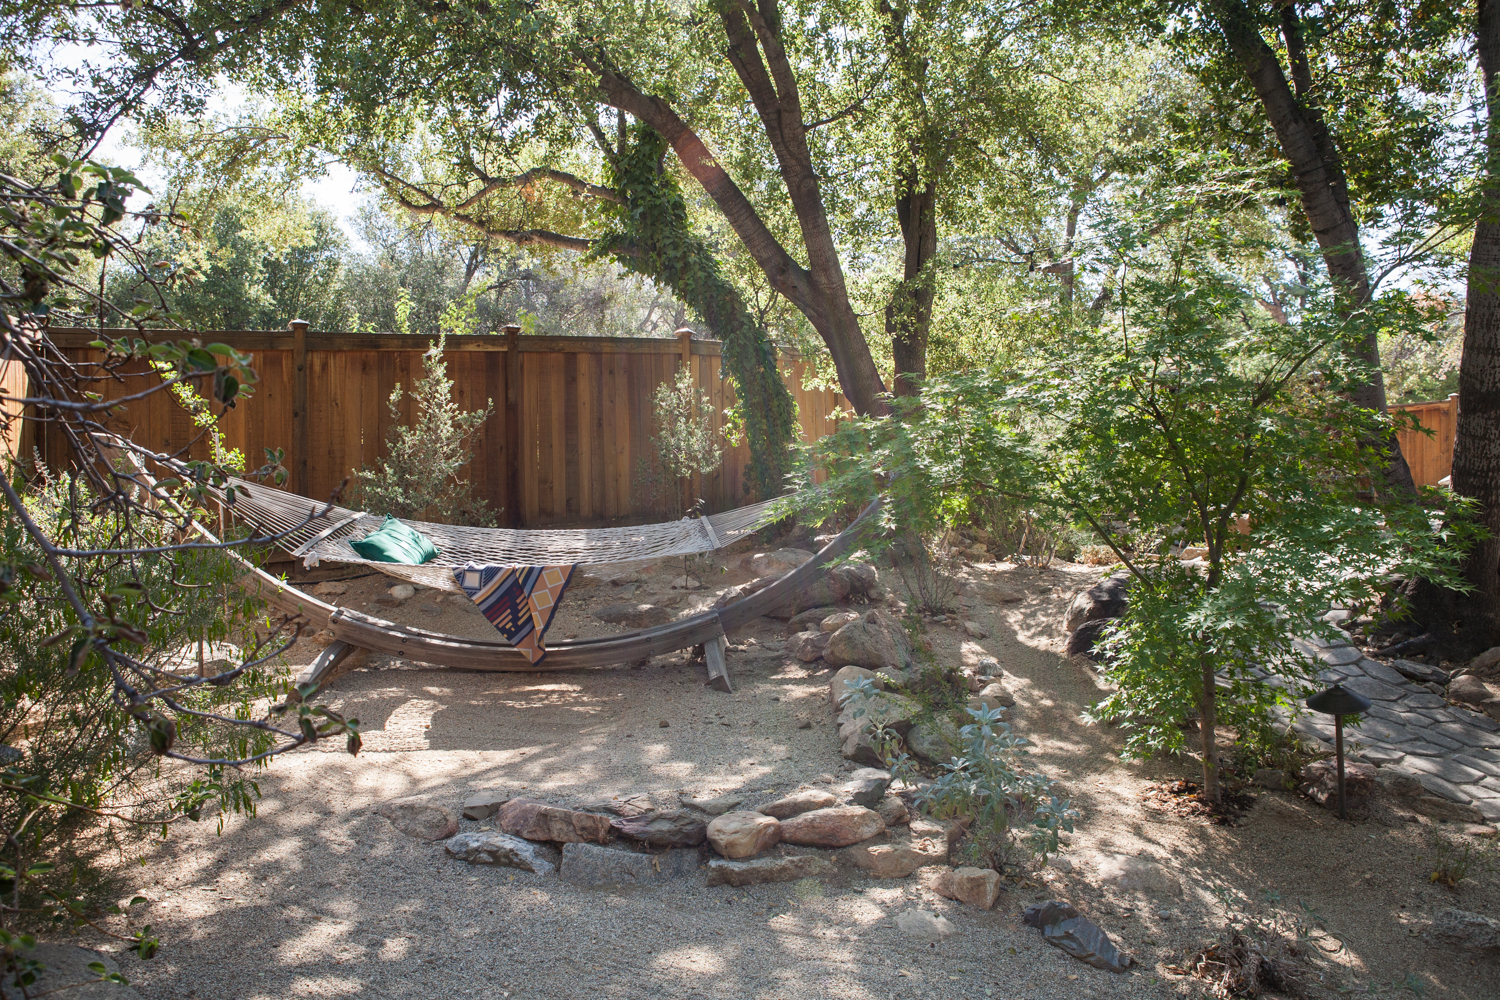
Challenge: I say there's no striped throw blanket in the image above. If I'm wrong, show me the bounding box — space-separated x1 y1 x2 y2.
453 563 576 665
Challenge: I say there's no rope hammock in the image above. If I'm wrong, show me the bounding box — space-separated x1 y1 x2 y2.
148 469 780 593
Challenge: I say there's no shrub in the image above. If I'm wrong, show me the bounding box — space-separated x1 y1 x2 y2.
633 366 723 518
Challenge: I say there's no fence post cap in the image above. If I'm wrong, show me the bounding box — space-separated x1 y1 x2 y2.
288 319 310 332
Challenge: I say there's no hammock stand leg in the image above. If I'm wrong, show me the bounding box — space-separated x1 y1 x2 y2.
296 640 370 692
704 633 732 693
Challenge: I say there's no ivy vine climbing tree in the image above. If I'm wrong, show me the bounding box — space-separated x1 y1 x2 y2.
598 127 796 499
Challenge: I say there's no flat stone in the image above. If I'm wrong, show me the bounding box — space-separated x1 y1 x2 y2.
1358 747 1406 766
559 843 701 886
444 832 558 873
705 853 832 887
846 844 924 878
1401 755 1488 786
841 768 892 807
895 909 957 941
462 791 511 820
758 789 838 820
496 799 612 844
741 549 815 578
1341 676 1406 702
681 793 744 815
1412 771 1477 804
707 811 781 858
611 809 708 848
1412 730 1465 753
962 620 988 639
594 603 673 628
1428 723 1495 749
1454 754 1500 778
377 799 459 841
312 580 350 596
1354 660 1408 686
820 611 862 632
1400 691 1452 710
779 806 885 847
1316 646 1364 666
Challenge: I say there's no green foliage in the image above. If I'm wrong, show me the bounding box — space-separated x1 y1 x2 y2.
353 309 496 525
847 679 1076 869
634 366 723 519
600 127 796 499
795 203 1475 799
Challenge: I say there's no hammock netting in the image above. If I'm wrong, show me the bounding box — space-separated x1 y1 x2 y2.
204 477 779 593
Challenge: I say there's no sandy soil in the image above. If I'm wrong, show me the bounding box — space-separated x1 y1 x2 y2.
72 553 1500 1000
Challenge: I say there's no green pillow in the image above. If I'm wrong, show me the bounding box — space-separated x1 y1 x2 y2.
350 516 440 565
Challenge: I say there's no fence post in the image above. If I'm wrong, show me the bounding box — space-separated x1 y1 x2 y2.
504 325 522 528
289 319 309 496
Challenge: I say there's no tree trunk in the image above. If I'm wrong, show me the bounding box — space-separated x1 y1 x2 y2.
1454 0 1500 648
1211 0 1414 492
888 170 938 398
1199 652 1220 804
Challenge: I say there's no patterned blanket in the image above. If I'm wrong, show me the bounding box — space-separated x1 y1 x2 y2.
452 563 576 665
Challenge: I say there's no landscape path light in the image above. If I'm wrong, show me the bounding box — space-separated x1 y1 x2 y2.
1304 683 1373 820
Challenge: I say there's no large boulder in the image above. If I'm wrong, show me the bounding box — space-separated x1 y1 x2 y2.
841 768 892 808
790 630 831 662
779 806 885 847
906 717 963 764
829 665 882 709
707 811 782 858
1433 909 1500 951
1063 571 1131 656
1449 674 1498 706
594 603 674 628
930 866 1003 909
496 799 613 844
825 609 915 674
1470 646 1500 677
377 798 459 841
846 844 924 878
1299 759 1378 812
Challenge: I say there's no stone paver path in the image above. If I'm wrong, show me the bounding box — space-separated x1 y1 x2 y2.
1261 638 1500 822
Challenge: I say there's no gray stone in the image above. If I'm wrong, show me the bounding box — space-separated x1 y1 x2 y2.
462 790 511 820
1469 646 1500 674
820 611 863 633
389 583 416 601
895 909 957 941
377 798 459 841
1432 909 1500 950
1093 853 1182 898
681 793 744 816
22 944 140 999
759 789 838 819
824 610 916 674
1454 754 1500 778
1022 901 1133 972
1300 759 1377 809
1403 691 1454 710
836 692 921 738
906 717 962 764
1450 674 1497 706
705 853 832 887
1393 659 1451 685
1315 645 1364 667
1252 768 1288 789
559 843 701 886
1414 772 1478 804
829 665 883 710
840 726 887 767
594 603 673 628
962 620 989 639
785 606 840 633
1063 571 1130 635
790 630 831 662
841 768 892 807
444 832 558 873
1341 677 1406 702
876 794 910 826
975 656 1002 677
611 809 708 849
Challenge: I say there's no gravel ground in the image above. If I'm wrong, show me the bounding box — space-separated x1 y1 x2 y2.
72 557 1500 999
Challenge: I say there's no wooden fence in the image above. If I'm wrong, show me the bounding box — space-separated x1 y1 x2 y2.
1391 394 1459 488
15 325 846 528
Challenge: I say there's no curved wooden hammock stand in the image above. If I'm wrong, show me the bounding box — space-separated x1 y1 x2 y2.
102 434 879 694
243 497 878 694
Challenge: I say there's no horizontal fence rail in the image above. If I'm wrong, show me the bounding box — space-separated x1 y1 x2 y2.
11 325 847 529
